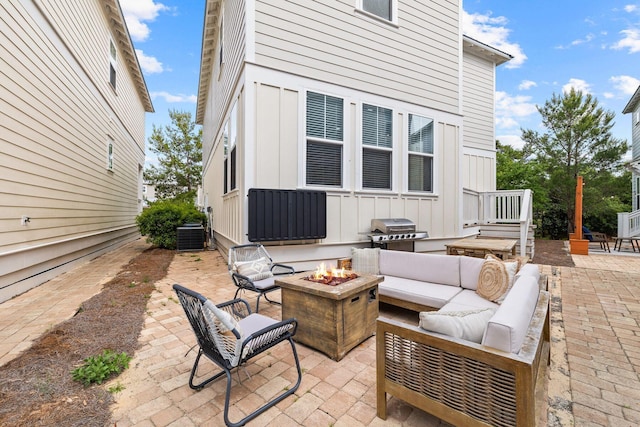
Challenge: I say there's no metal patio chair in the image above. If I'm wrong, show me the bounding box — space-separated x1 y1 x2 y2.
173 284 301 427
228 243 295 312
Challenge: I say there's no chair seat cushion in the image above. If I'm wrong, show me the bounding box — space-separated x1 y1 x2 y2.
252 276 278 290
379 276 462 309
234 257 273 281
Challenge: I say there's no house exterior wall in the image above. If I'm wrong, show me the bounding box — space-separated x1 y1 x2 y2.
461 50 497 192
253 0 461 115
198 0 506 266
632 107 640 210
0 0 149 302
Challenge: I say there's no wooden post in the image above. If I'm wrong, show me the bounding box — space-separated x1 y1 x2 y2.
570 176 589 254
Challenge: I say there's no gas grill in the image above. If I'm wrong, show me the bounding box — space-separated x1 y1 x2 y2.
368 218 429 252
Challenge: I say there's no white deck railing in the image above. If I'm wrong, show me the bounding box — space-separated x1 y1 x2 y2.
618 209 640 238
463 189 533 256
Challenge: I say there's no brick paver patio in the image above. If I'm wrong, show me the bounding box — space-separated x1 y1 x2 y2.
2 239 640 426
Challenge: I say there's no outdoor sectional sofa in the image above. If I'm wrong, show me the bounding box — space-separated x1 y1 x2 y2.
350 249 550 427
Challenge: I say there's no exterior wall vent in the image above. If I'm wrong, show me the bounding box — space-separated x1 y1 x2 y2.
248 188 327 242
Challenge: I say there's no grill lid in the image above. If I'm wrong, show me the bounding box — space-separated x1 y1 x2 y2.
371 218 416 234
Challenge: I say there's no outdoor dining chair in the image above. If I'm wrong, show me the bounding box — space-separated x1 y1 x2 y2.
173 284 302 427
227 243 295 312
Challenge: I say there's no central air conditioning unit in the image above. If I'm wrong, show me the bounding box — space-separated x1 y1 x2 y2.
176 224 205 251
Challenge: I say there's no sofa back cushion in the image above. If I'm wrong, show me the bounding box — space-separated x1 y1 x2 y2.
459 256 485 290
481 275 539 353
515 263 541 283
379 250 461 287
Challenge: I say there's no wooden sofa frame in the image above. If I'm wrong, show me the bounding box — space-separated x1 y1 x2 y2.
377 276 550 427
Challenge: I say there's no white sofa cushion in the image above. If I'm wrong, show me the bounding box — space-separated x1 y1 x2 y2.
459 256 485 290
442 289 499 312
516 263 541 283
379 250 461 287
379 276 463 309
419 308 497 343
482 275 539 353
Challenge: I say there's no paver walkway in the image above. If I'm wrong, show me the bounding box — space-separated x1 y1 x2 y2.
2 239 640 426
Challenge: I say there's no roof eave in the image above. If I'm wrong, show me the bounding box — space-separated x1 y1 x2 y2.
102 0 154 113
195 0 221 125
623 85 640 114
462 35 513 66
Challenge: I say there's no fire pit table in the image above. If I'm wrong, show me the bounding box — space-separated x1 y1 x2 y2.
275 271 383 361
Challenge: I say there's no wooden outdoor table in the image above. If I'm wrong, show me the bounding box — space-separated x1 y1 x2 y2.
275 272 383 361
446 238 517 259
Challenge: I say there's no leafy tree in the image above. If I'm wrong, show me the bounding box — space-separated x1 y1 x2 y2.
520 89 628 237
145 110 202 201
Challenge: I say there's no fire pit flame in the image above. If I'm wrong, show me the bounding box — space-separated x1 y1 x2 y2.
305 262 358 286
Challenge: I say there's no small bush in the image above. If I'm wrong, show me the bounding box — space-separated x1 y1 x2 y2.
136 200 206 249
72 350 132 386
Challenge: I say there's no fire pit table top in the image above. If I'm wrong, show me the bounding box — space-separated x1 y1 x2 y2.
276 272 384 300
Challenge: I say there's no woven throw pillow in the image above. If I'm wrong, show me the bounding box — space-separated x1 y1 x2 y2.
234 257 273 281
351 247 380 275
484 255 519 303
476 256 517 303
419 308 497 343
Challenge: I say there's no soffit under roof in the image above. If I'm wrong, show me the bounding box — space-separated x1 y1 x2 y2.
196 0 221 124
101 0 154 112
463 35 513 66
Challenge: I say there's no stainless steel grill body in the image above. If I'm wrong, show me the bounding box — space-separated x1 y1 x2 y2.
368 218 428 251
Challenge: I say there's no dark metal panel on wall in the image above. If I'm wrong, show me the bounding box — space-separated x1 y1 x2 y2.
248 189 327 242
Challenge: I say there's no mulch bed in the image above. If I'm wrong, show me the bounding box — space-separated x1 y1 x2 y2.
532 239 575 267
0 247 174 427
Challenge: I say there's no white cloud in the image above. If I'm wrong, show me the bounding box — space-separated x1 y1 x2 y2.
135 49 163 74
495 91 538 130
624 5 638 13
518 80 537 90
462 10 527 68
496 134 526 149
150 91 198 103
603 92 615 99
119 0 169 42
610 75 640 94
562 78 592 94
611 28 640 53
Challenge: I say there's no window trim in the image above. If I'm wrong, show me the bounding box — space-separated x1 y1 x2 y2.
108 38 117 90
360 103 394 191
106 137 114 171
356 0 399 26
405 112 436 194
304 90 347 189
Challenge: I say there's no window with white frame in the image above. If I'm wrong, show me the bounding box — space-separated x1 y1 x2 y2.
109 38 117 90
360 0 396 23
222 121 229 194
218 16 224 67
407 114 434 192
107 138 114 171
229 102 237 191
635 110 639 125
306 91 344 187
362 104 392 189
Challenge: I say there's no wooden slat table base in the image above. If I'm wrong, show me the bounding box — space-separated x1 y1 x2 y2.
277 273 383 361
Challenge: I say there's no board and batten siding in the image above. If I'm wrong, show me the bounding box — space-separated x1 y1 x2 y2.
0 0 147 302
253 0 461 115
244 76 462 249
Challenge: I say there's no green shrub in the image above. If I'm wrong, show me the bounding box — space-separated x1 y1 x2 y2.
136 200 206 249
72 350 132 386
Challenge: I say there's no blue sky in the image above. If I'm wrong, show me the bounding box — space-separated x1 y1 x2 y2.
120 0 640 165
